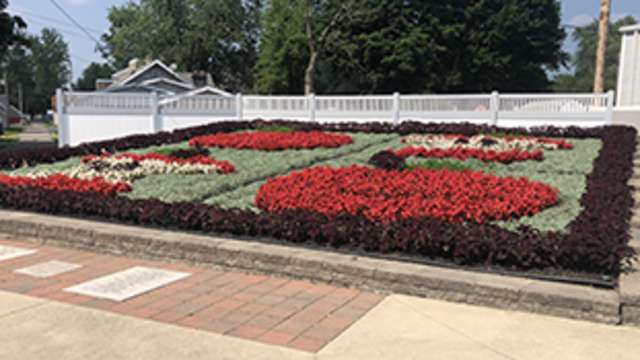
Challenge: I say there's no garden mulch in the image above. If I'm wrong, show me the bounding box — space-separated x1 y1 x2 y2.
0 238 384 353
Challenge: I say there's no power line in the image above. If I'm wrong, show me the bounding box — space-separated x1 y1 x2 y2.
47 0 105 51
9 6 103 35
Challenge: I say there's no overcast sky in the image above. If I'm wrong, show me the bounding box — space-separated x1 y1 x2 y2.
7 0 640 81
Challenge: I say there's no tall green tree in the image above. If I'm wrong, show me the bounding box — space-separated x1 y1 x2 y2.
74 62 114 91
0 0 27 60
102 0 261 91
553 16 637 93
1 36 35 113
255 0 308 94
257 0 566 94
29 28 71 114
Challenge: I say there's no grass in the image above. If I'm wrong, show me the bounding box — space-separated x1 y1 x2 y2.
0 126 23 146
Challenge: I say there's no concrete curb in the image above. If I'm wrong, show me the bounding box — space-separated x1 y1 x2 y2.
0 209 626 325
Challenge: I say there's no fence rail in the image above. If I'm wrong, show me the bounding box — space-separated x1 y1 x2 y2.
56 90 616 147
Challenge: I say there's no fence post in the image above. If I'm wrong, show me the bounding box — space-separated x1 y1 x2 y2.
151 92 161 132
605 90 615 125
236 93 243 121
56 88 67 147
309 93 316 122
392 92 400 124
490 91 499 126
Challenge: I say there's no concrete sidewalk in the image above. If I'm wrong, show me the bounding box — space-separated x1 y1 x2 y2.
0 239 639 359
1 291 639 360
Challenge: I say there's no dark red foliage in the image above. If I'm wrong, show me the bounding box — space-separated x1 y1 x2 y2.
0 120 634 278
188 131 353 150
394 146 544 164
255 165 558 223
368 150 406 170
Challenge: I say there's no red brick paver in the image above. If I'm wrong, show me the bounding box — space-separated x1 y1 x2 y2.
0 239 385 353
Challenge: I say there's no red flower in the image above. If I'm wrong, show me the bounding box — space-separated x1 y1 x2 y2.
394 146 544 164
83 152 235 174
188 131 353 150
0 174 131 195
255 165 558 224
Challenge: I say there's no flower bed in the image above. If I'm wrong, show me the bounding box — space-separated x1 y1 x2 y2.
0 120 634 280
188 131 354 150
0 174 130 195
394 146 544 164
394 134 573 164
255 165 558 223
30 152 236 185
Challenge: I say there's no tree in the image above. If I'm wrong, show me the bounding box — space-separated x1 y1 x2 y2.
553 16 636 93
594 0 612 93
30 28 71 114
0 0 27 60
102 0 261 91
1 36 35 113
74 62 114 91
255 0 308 94
257 0 566 94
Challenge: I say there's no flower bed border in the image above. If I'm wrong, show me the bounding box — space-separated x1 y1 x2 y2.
0 120 636 280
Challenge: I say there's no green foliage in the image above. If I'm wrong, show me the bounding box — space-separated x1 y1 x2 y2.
74 62 114 91
125 133 394 203
257 0 566 94
0 0 27 59
102 0 261 91
256 125 295 132
406 159 474 172
552 16 637 93
255 0 308 94
0 28 71 115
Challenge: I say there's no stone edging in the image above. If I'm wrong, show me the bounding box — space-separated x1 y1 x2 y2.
0 209 635 326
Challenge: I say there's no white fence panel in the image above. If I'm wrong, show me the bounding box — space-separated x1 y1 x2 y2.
65 92 152 115
243 95 309 120
399 94 493 124
56 90 616 147
315 95 394 123
497 93 612 128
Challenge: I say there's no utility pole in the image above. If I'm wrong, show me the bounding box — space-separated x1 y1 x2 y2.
594 0 612 93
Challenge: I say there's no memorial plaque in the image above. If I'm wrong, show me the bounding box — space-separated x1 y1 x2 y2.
0 245 37 261
65 266 190 301
15 260 81 278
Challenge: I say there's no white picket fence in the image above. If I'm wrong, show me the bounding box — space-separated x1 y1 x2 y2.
56 89 615 147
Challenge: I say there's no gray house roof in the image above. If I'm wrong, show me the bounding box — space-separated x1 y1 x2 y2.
100 59 229 96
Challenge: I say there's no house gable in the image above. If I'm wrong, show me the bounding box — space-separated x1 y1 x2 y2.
120 61 185 86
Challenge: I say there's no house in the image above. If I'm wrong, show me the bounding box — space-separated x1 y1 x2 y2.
96 58 232 97
0 95 27 127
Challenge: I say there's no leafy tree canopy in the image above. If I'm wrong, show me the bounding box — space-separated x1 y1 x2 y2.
0 0 27 60
553 16 637 93
257 0 567 94
74 62 114 91
102 0 261 92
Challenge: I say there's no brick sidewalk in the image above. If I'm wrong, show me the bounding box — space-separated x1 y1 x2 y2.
0 239 384 353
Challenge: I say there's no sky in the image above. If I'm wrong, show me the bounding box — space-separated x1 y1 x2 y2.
7 0 640 81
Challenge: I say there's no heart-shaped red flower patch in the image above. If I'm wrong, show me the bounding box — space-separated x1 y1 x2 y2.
255 165 558 224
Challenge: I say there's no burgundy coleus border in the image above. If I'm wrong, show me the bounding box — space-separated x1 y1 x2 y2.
0 120 634 277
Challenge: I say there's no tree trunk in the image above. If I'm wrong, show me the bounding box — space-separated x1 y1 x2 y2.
594 0 611 93
305 52 318 95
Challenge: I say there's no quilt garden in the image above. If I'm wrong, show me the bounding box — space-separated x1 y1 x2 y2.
0 120 635 284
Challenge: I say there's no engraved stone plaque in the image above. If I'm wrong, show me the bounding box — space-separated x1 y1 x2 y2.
15 260 82 278
65 266 190 301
